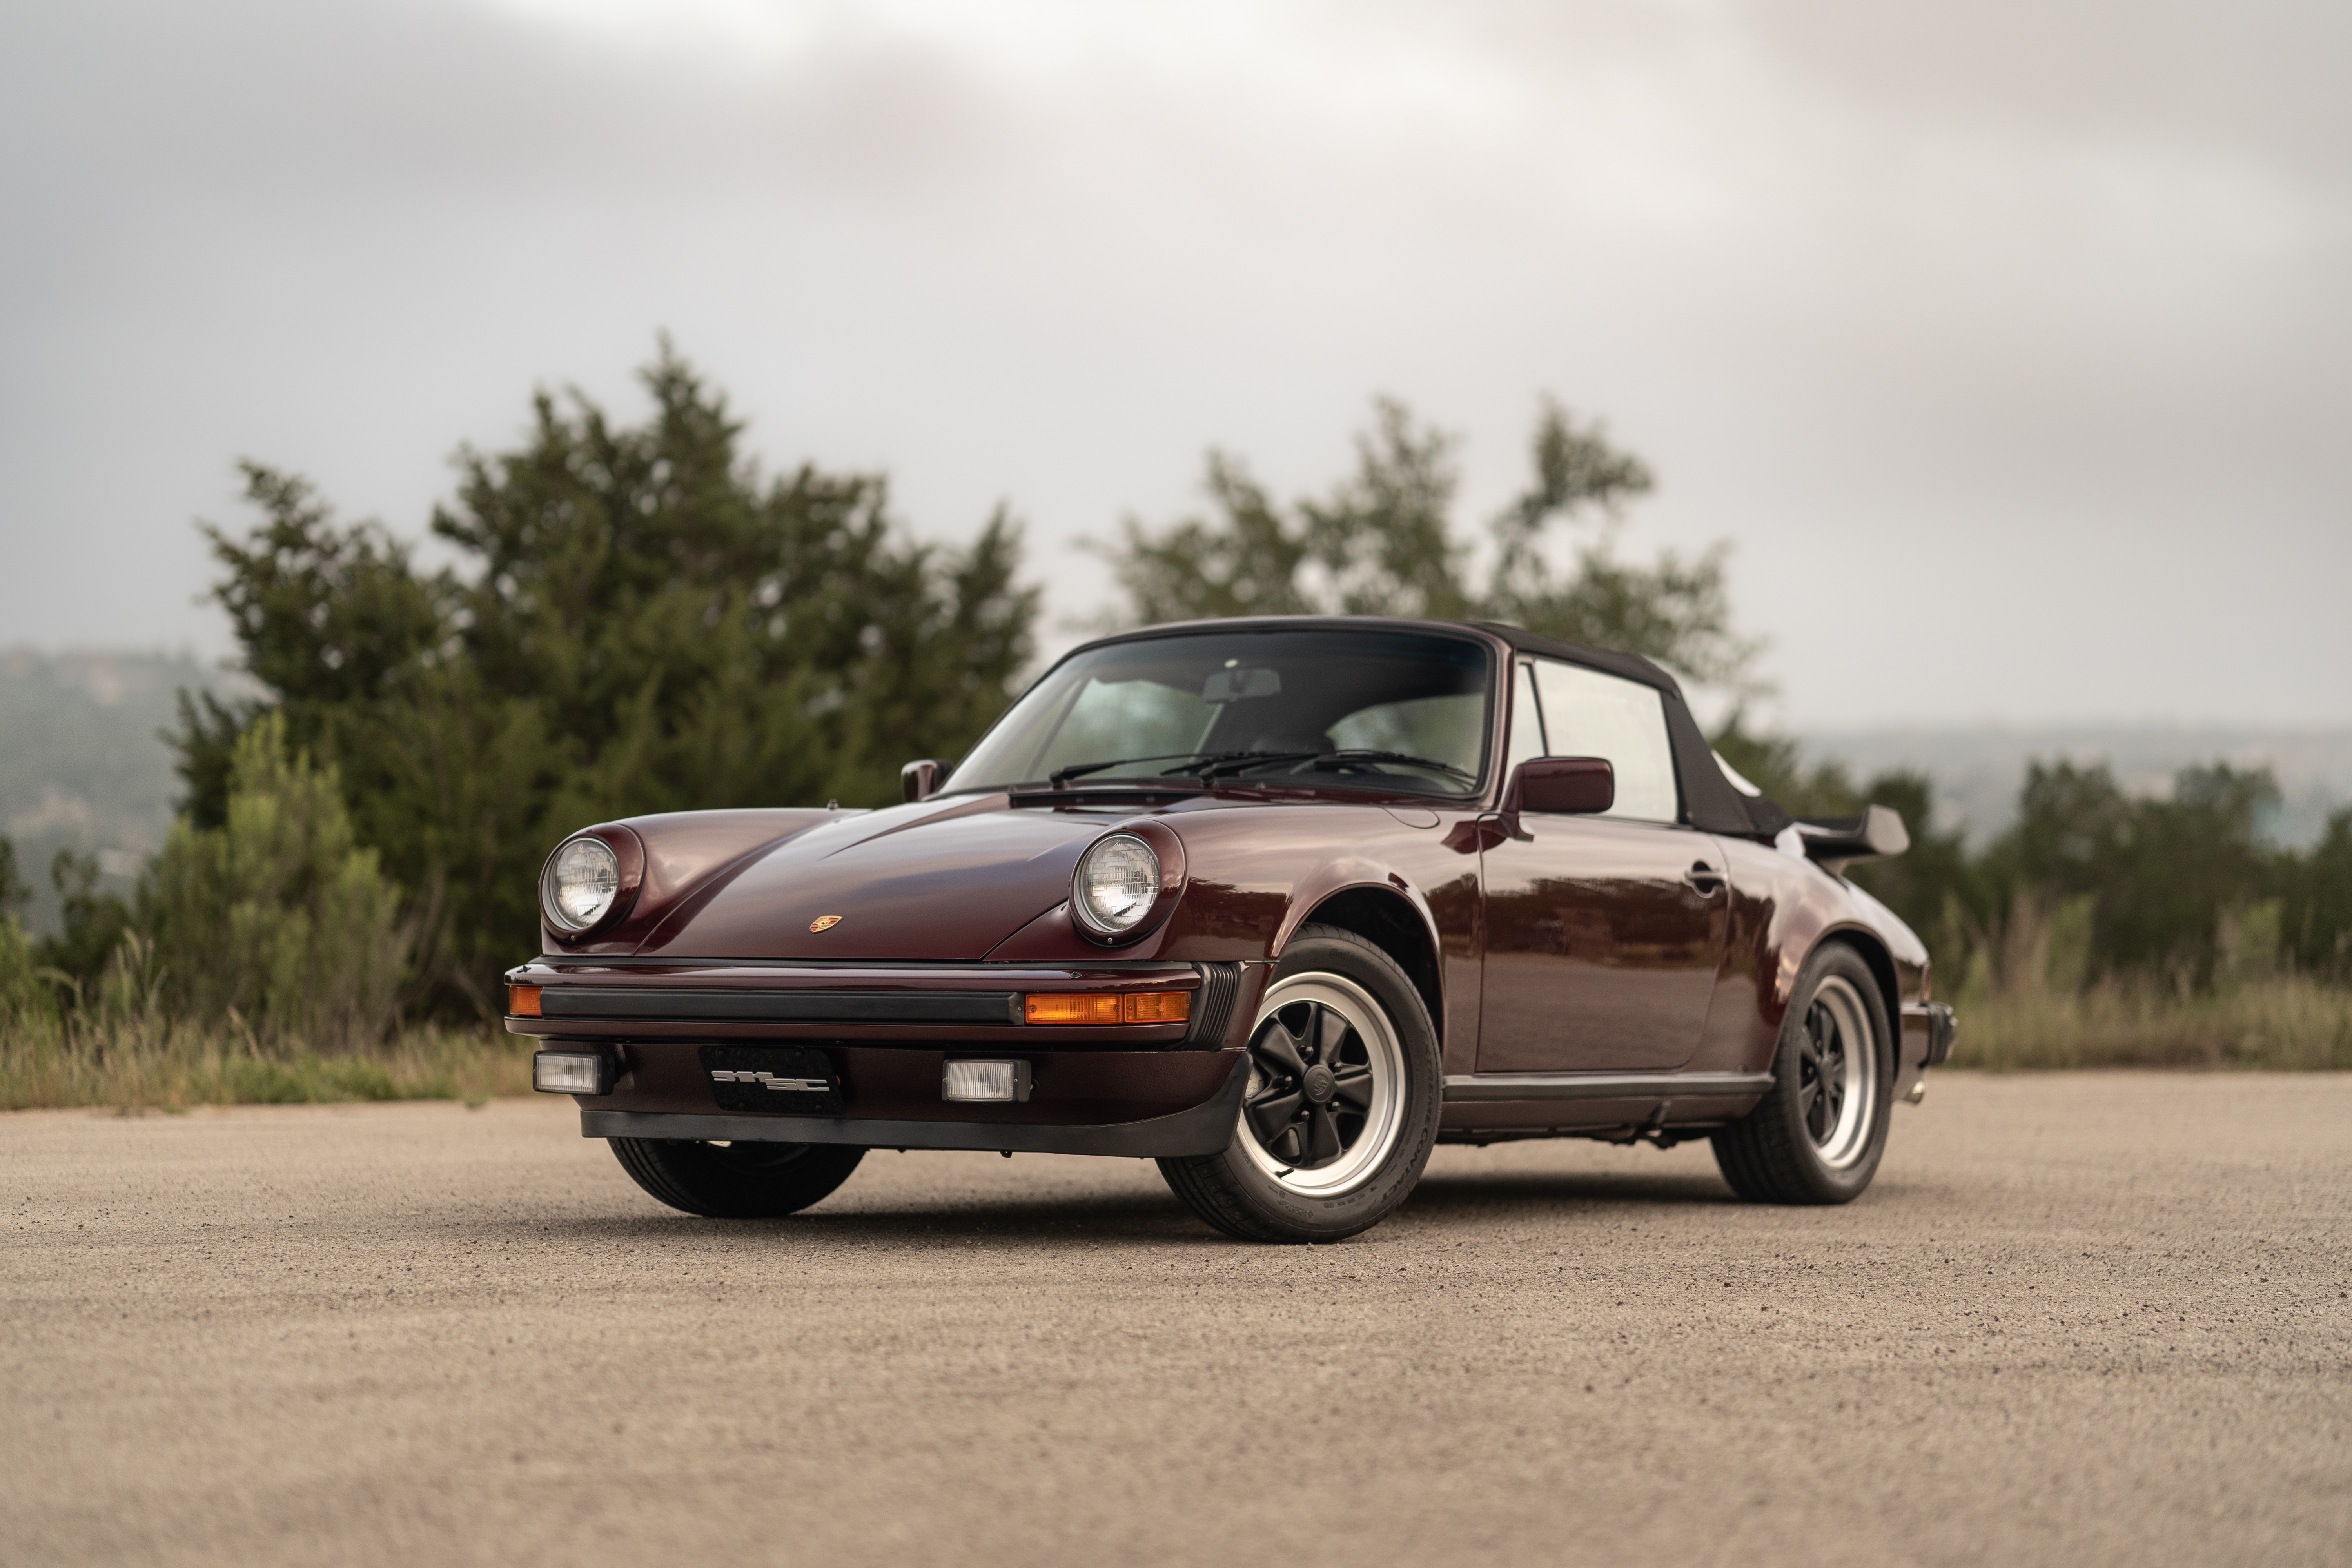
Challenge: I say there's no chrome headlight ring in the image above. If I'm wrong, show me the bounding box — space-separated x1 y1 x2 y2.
539 828 643 939
1070 826 1184 943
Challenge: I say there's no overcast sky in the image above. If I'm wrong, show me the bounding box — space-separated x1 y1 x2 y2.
3 0 2345 728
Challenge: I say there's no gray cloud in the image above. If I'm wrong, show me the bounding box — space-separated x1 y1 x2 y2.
2 0 2344 725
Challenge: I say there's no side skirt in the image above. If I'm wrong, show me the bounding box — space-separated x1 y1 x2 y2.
1441 1071 1771 1102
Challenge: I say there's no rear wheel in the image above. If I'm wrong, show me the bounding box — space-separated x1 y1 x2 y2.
1711 944 1891 1204
610 1138 865 1218
1158 926 1441 1243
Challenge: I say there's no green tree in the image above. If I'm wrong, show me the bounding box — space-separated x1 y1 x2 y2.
0 837 52 1025
0 837 26 920
176 345 1039 1014
1097 397 1759 690
1976 760 2285 992
36 851 133 1001
145 714 409 1047
2282 809 2352 978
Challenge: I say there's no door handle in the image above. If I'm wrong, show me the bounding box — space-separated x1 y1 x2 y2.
1683 863 1727 897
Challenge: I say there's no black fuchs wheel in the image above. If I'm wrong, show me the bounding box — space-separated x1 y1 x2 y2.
1711 944 1894 1205
609 1138 866 1218
1158 925 1441 1243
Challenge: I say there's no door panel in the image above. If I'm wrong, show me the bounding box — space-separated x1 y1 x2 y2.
1476 816 1728 1073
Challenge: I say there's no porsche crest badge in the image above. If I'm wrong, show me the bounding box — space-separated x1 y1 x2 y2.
808 915 843 933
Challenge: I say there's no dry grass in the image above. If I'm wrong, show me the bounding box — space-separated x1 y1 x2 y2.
1950 975 2352 1071
0 1016 534 1112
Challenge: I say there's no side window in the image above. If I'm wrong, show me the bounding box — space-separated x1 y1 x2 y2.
1529 660 1680 822
1503 661 1546 777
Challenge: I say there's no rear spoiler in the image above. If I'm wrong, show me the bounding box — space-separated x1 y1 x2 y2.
1795 804 1909 875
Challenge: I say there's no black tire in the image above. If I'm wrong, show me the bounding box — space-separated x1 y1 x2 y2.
609 1138 866 1218
1711 943 1893 1204
1158 925 1441 1243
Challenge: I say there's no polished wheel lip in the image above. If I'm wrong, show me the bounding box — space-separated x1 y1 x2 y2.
1235 972 1406 1198
1802 974 1878 1170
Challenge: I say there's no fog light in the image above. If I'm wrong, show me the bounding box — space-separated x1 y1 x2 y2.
942 1059 1031 1103
534 1049 612 1096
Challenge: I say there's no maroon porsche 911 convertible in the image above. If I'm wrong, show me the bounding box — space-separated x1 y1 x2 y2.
508 617 1956 1242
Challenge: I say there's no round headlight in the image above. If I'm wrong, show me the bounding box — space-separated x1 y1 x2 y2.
544 836 621 932
1073 833 1161 938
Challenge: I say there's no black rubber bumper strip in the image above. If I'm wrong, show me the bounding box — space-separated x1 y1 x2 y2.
1924 1001 1958 1066
539 987 1024 1025
578 1053 1249 1158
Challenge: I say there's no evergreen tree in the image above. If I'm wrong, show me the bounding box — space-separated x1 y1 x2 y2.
1096 397 1759 691
146 714 409 1047
176 345 1038 1014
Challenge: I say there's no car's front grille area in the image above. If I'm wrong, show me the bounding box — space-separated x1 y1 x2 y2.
537 987 1024 1025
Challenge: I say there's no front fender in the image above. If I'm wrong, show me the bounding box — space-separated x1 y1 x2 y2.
1269 858 1441 962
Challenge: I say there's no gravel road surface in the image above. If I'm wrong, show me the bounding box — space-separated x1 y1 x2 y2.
5 1073 2348 1567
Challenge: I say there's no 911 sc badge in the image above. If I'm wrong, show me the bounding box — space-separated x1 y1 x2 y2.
698 1045 844 1114
710 1069 828 1093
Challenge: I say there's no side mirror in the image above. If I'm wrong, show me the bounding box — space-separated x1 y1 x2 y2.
1504 756 1614 817
900 759 943 802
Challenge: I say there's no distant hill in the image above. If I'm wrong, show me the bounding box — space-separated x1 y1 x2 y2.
0 649 250 935
1804 725 2352 850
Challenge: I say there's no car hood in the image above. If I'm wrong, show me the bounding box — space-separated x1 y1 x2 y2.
635 795 1122 960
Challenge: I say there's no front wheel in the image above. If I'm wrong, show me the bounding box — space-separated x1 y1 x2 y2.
1711 944 1892 1204
610 1138 865 1218
1158 926 1441 1243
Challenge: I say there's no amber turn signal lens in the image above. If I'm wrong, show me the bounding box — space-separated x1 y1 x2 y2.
509 984 542 1018
1122 990 1191 1024
1025 993 1122 1025
1023 991 1192 1025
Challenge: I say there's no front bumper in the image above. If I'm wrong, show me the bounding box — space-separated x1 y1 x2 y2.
580 1053 1248 1157
503 958 1249 1049
509 957 1259 1159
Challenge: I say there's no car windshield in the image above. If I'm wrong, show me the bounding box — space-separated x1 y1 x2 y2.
945 628 1494 799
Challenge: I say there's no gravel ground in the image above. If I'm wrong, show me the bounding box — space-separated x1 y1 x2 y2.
4 1072 2348 1568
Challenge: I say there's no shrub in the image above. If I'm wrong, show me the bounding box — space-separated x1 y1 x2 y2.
143 713 408 1049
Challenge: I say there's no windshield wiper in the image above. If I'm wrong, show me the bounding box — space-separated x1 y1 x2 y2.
1047 751 1227 787
1307 748 1477 781
1178 750 1327 779
1053 746 1476 789
1180 748 1479 784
